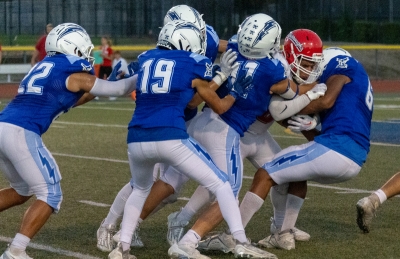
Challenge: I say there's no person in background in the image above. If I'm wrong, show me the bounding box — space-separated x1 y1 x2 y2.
109 51 129 101
30 23 53 66
99 36 114 80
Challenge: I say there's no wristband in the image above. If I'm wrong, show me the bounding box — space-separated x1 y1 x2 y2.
212 74 224 86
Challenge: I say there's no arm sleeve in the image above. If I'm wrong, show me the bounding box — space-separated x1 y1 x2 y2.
269 94 311 121
89 74 137 96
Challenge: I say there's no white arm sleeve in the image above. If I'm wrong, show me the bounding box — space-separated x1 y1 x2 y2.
89 75 137 97
269 94 311 121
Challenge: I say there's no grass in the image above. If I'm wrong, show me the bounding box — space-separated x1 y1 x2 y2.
1 93 400 259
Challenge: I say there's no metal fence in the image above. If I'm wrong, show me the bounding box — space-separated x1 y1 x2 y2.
1 0 400 44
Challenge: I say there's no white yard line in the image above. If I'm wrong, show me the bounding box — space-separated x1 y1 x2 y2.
0 236 101 259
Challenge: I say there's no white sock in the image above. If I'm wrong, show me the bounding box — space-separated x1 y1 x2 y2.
177 186 213 222
239 191 264 228
374 189 387 204
281 194 304 231
120 186 151 245
215 182 247 243
10 233 30 252
270 185 288 228
104 182 132 226
179 229 201 245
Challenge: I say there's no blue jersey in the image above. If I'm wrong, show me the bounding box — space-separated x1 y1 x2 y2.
0 54 93 135
128 48 213 142
315 55 373 165
219 42 286 136
205 25 220 63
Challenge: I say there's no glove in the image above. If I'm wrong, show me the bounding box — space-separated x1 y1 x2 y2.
288 114 319 132
212 64 221 77
125 61 140 78
217 49 239 81
229 74 253 99
107 61 123 81
306 83 327 101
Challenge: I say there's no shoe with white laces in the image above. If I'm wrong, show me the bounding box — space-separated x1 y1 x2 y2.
113 224 144 248
198 231 236 253
234 242 277 259
357 194 381 233
108 242 137 259
258 229 295 250
167 210 189 245
0 247 33 259
270 217 310 241
168 243 211 259
97 219 117 252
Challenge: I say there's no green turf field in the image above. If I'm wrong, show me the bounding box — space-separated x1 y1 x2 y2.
1 93 400 259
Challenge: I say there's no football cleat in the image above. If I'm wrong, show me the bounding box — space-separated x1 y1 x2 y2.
167 210 189 245
234 242 277 259
198 231 236 253
97 219 117 252
0 247 33 259
356 194 381 233
270 217 310 242
168 243 211 259
108 242 136 259
258 229 295 250
113 224 144 248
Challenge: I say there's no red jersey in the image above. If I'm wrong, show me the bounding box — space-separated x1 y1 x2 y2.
100 45 113 67
35 35 47 61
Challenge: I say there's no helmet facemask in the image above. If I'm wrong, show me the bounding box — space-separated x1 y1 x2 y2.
289 44 323 84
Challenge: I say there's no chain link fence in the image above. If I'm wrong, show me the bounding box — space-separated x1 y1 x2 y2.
1 0 400 44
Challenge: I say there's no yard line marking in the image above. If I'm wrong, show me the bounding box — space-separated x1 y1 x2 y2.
79 200 111 207
78 197 191 208
76 106 134 111
53 153 128 163
0 236 101 259
53 121 127 128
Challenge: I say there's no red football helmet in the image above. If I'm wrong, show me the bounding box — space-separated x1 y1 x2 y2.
283 29 323 84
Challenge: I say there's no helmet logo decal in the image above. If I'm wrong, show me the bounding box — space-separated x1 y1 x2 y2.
167 11 181 21
336 57 349 69
57 25 86 42
252 20 277 47
287 32 303 52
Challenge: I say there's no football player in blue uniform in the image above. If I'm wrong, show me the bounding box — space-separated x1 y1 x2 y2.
162 13 322 259
0 23 138 259
97 4 232 251
196 28 326 254
106 20 271 259
254 47 373 250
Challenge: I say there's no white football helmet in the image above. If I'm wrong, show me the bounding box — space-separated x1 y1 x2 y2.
157 20 205 55
46 23 94 64
237 13 281 60
319 47 352 72
164 5 206 41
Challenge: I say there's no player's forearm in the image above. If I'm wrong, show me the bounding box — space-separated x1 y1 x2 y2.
205 95 235 114
269 95 310 121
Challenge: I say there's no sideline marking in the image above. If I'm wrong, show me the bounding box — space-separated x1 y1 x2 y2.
0 236 101 259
